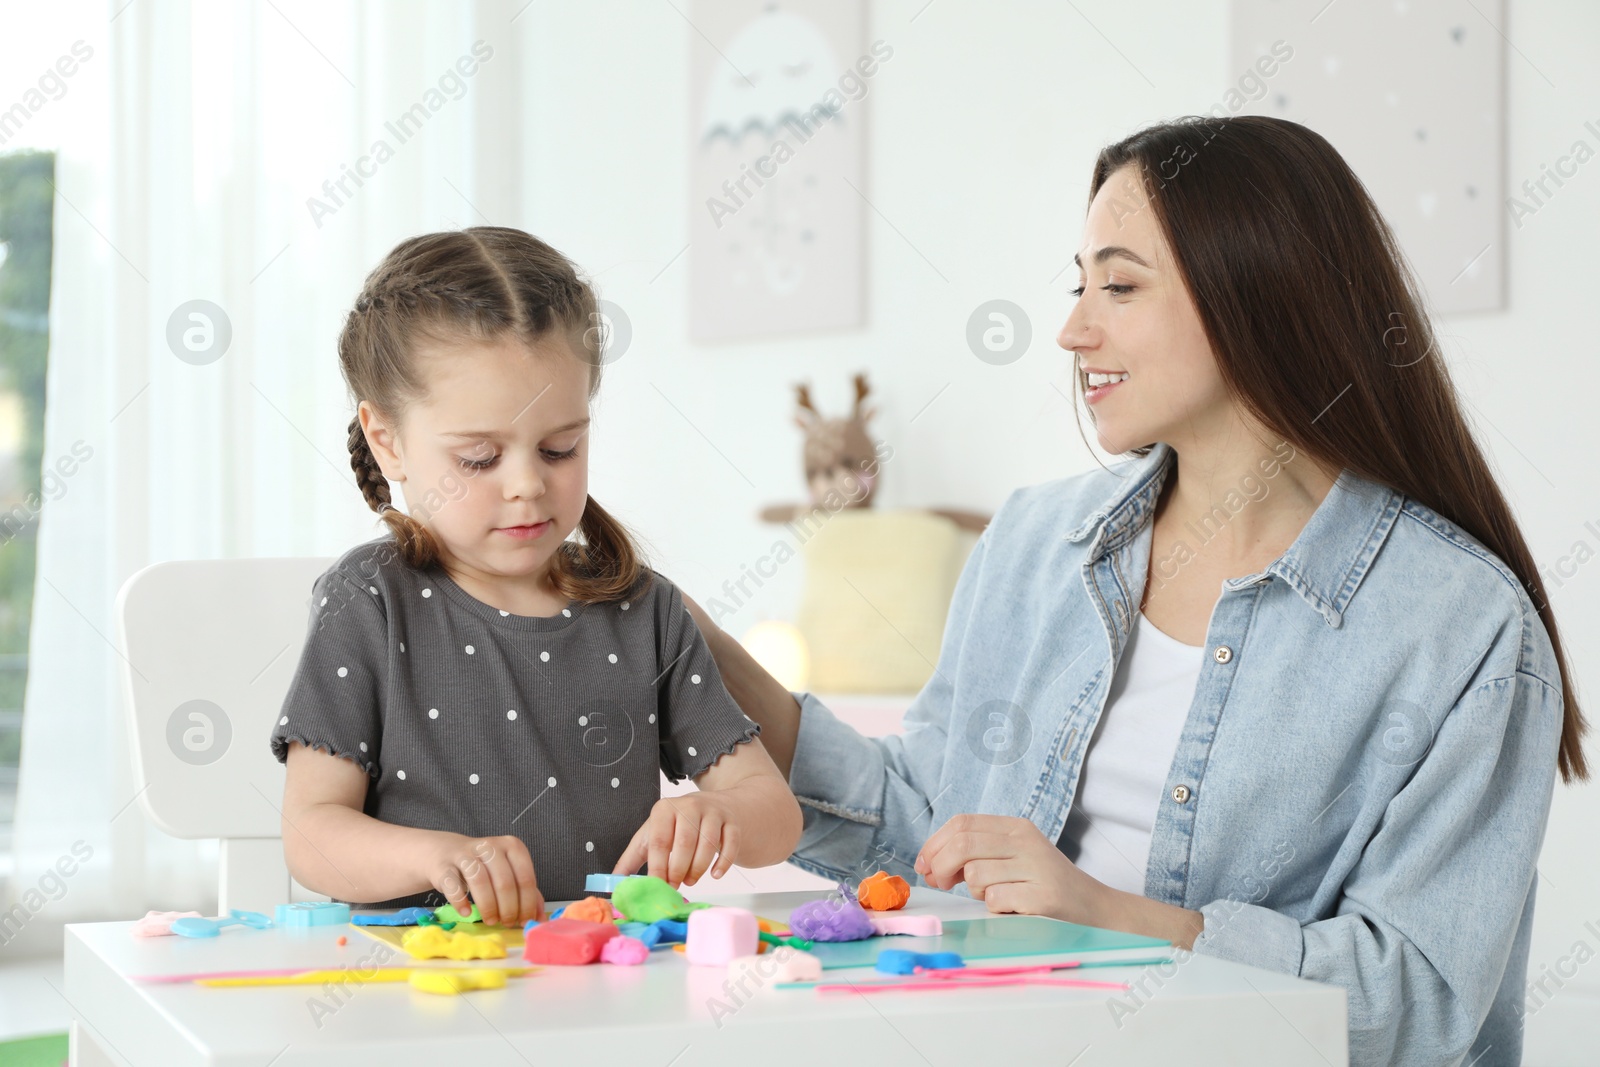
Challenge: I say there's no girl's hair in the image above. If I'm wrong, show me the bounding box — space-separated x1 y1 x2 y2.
1078 115 1588 783
338 226 645 604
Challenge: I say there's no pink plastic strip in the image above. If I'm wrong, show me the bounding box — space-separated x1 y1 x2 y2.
815 975 1130 993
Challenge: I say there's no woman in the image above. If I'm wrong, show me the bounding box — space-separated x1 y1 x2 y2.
684 116 1588 1067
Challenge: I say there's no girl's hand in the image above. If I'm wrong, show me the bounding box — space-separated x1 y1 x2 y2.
914 813 1111 925
612 793 740 889
428 833 545 927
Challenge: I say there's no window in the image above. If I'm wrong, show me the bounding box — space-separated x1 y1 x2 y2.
0 148 53 865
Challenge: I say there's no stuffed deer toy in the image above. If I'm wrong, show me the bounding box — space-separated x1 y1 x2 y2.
797 373 879 509
758 373 987 532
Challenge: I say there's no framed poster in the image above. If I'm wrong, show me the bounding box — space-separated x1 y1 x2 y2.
689 0 873 341
1231 0 1506 313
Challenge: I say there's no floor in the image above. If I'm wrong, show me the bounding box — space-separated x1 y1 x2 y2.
0 955 69 1042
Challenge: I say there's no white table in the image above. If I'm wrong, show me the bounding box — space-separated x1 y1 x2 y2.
64 888 1346 1066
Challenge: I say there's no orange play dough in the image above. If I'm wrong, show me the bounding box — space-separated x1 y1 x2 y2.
562 896 619 924
857 871 910 911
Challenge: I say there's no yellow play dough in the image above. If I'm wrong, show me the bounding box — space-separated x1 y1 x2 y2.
401 926 508 961
408 969 509 995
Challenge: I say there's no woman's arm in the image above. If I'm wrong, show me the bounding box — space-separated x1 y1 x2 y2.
689 737 803 868
680 595 802 779
1096 889 1206 951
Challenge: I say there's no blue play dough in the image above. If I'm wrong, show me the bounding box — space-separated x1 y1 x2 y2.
350 907 435 927
876 949 966 975
614 918 686 949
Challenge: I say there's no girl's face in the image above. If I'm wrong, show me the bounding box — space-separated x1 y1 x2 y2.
1056 164 1233 456
364 334 593 589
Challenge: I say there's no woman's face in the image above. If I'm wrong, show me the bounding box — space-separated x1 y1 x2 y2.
1056 164 1232 456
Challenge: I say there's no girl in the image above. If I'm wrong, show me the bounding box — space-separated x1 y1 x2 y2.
683 116 1587 1066
271 227 802 927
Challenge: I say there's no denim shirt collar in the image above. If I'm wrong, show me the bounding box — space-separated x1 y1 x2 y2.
1063 441 1406 628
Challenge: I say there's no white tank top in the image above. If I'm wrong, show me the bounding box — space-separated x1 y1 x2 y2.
1056 611 1205 896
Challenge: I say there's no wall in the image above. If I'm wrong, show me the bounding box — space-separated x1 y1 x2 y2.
510 2 1597 1058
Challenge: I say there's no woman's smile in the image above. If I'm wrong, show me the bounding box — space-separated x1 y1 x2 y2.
1083 367 1130 405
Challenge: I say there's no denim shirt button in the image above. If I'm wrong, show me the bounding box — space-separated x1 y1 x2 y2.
1172 784 1192 803
1213 645 1234 664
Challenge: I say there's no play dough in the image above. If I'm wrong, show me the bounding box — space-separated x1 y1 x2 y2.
400 926 507 961
612 875 711 923
856 871 910 911
788 883 876 943
521 918 620 965
685 907 759 966
561 896 620 924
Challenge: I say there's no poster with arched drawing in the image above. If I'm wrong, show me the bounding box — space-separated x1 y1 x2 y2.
689 0 873 341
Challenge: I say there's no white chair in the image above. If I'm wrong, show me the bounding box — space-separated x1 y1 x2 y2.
115 557 334 914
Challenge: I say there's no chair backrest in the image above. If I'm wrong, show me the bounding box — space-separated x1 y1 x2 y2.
115 557 333 913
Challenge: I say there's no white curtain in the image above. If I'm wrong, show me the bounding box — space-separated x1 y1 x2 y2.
5 0 525 948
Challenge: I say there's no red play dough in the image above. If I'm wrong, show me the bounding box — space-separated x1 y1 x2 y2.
521 918 621 965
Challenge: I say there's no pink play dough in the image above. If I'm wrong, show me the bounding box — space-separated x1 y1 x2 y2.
131 910 203 937
600 935 650 965
685 906 758 966
869 914 943 937
727 946 822 985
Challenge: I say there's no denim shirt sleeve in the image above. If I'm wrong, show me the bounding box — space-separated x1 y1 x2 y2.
783 526 991 885
1192 669 1563 1065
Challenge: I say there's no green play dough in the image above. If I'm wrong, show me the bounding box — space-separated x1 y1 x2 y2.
611 876 712 923
434 903 481 924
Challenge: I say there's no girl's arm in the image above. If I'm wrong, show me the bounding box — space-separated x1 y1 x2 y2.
281 742 545 925
680 595 802 779
689 736 803 869
613 735 803 887
608 578 803 887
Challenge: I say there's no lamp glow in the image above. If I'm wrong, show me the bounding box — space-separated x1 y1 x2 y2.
739 620 810 691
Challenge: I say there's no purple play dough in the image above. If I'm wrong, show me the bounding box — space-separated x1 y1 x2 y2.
788 883 877 942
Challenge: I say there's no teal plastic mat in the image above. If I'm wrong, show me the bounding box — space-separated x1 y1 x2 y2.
806 915 1170 970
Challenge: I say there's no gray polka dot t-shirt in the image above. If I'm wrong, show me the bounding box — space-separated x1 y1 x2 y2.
269 535 761 906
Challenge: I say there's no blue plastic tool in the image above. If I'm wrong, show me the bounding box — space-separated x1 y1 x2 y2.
584 873 633 895
170 909 274 938
273 902 352 927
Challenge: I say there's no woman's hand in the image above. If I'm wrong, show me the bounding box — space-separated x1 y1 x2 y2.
613 792 743 889
914 813 1110 925
427 833 545 927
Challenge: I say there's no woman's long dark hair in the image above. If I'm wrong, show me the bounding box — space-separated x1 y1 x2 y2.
339 226 646 604
1082 115 1587 783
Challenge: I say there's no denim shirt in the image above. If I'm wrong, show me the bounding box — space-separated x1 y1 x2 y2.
785 441 1562 1067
